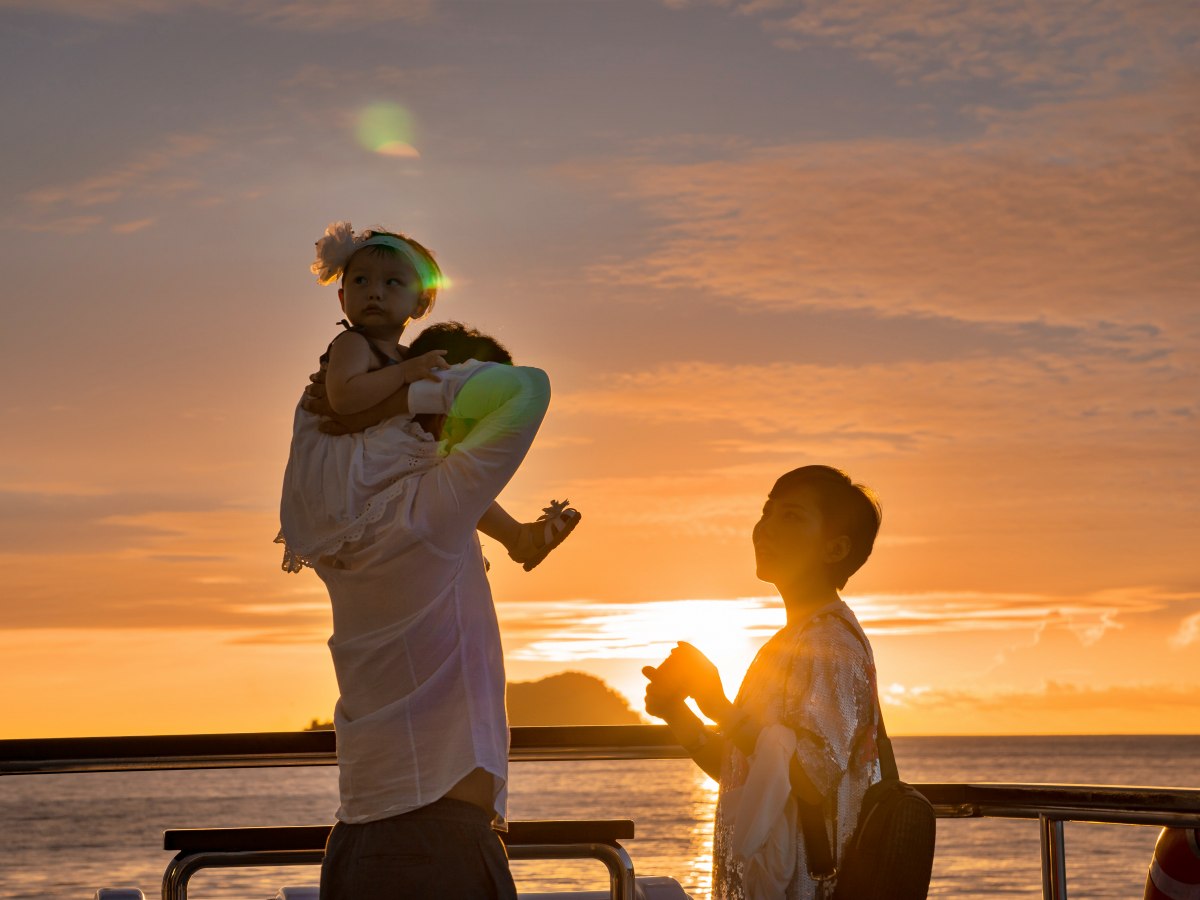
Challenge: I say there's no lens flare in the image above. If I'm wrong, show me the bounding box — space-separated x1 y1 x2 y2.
355 102 419 158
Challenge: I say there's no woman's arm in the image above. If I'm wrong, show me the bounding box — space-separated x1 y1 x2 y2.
302 378 411 433
416 364 552 548
325 333 447 415
667 705 727 782
656 642 764 758
644 671 726 781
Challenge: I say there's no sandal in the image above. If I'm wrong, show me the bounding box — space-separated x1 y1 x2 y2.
509 499 582 571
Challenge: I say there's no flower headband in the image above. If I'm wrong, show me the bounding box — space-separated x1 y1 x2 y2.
311 220 442 293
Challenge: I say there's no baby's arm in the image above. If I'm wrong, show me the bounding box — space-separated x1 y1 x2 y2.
325 333 447 415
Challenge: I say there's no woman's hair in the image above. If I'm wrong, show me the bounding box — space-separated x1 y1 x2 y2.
770 465 882 589
407 321 513 365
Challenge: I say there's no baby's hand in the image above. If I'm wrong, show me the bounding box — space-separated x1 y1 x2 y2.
401 349 449 384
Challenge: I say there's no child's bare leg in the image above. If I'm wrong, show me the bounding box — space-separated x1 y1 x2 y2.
478 502 521 551
483 499 582 572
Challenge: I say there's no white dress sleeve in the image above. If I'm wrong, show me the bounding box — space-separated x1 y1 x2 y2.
415 363 551 552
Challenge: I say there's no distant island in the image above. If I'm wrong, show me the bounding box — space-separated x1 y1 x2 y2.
507 671 643 726
305 671 642 730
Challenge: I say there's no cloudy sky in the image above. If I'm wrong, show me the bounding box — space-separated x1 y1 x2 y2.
1 0 1197 737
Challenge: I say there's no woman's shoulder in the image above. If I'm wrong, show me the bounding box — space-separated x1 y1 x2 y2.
804 605 872 659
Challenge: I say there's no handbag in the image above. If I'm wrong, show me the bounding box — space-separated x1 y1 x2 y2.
795 616 936 900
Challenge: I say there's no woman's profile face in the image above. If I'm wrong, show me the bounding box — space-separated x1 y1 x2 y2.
752 484 834 588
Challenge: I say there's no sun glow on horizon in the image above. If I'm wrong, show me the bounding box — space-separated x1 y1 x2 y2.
511 597 781 659
504 597 786 719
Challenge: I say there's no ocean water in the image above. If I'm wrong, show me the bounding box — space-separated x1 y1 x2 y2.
2 735 1198 899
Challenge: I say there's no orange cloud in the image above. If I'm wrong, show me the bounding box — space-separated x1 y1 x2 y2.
560 355 1198 460
672 0 1196 93
575 83 1199 326
541 348 1198 603
884 680 1200 735
496 587 1193 659
854 587 1193 641
19 133 215 234
769 0 1191 88
111 217 156 234
497 590 1200 735
0 497 312 631
1170 612 1200 649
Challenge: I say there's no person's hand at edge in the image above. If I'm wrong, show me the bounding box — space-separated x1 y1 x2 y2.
642 664 690 721
664 642 736 725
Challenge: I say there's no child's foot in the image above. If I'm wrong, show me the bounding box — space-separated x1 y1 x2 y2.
508 499 581 571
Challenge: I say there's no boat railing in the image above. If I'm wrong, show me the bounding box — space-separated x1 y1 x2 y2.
4 726 1200 900
0 725 686 775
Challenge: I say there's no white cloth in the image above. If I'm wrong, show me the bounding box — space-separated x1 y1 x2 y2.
277 361 490 573
279 361 550 826
730 724 799 900
713 600 882 900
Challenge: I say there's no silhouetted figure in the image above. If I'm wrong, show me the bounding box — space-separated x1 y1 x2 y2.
644 465 883 900
279 222 577 900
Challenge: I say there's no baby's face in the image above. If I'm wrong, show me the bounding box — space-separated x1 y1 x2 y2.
339 250 426 332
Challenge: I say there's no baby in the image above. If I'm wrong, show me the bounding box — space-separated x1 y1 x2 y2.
278 221 579 573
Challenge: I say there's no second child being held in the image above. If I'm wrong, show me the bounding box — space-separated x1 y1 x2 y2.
279 220 579 573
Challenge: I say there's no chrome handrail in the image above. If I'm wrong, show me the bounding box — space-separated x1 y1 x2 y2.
160 841 637 900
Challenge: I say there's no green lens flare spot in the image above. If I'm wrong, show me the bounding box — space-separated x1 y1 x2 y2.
356 103 419 158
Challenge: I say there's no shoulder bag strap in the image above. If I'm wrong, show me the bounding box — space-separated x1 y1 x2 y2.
825 610 897 778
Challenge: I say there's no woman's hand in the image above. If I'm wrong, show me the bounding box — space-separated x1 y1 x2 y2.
642 664 688 721
302 365 409 436
300 372 348 434
663 642 735 724
644 654 728 780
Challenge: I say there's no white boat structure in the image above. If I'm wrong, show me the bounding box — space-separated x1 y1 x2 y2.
3 726 1199 900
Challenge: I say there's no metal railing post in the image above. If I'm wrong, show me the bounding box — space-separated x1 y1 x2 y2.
1039 814 1067 900
508 842 635 900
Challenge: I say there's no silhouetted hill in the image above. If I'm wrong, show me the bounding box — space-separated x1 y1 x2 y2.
304 671 642 730
507 671 643 726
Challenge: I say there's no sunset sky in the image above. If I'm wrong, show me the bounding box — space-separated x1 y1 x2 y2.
2 0 1197 738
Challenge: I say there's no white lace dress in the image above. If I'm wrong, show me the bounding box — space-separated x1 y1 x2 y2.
712 601 881 900
275 360 492 573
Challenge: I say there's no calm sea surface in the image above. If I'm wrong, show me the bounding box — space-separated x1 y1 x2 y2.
3 735 1198 899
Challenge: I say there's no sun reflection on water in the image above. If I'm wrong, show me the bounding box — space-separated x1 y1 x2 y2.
685 768 719 898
